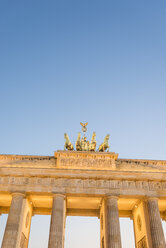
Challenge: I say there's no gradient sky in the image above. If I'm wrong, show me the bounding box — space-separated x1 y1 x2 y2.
0 0 166 247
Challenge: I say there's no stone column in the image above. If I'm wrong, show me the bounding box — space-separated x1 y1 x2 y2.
146 198 166 248
2 192 32 248
105 196 122 248
48 194 66 248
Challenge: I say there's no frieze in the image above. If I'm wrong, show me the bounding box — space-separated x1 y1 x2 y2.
0 154 54 161
55 151 118 170
1 153 166 172
149 182 162 191
58 157 115 169
0 176 165 192
117 159 166 166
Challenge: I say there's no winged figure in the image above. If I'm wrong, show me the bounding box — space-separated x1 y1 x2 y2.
80 122 88 132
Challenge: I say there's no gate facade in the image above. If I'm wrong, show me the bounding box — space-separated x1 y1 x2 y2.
0 150 166 248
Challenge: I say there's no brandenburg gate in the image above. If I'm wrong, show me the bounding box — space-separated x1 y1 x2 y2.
0 123 166 248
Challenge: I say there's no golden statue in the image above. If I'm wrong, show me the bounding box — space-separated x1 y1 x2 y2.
64 133 74 151
99 134 110 152
89 132 96 151
80 122 88 133
64 122 110 152
81 136 89 151
76 132 82 151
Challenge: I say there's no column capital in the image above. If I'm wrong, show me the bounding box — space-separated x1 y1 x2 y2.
11 192 26 198
144 197 159 202
52 194 66 200
106 195 119 201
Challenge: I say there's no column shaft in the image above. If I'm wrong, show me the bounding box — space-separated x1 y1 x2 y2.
2 193 31 248
48 195 66 248
147 198 166 248
106 196 122 248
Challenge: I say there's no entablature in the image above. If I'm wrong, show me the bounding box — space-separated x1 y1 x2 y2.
0 151 166 173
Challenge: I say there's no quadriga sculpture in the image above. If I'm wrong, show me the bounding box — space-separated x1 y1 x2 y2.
99 134 110 152
64 133 74 151
89 132 96 151
81 136 89 151
76 132 82 151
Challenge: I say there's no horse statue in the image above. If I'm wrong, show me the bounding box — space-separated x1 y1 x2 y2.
76 132 82 151
98 134 110 152
64 133 74 151
89 132 96 151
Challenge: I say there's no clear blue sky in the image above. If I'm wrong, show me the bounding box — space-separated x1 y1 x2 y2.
0 1 166 247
